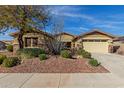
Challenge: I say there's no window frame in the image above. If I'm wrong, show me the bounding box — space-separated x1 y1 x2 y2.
82 39 108 42
32 37 38 47
24 37 39 48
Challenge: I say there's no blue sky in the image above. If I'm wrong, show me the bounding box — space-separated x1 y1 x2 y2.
1 5 124 40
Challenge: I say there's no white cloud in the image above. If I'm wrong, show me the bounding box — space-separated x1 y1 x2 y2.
50 6 124 33
79 27 89 31
50 6 87 15
50 6 98 22
53 12 99 23
104 21 124 25
95 24 120 29
108 14 124 19
65 26 90 33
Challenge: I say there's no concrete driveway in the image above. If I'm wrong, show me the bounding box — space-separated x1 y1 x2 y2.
1 53 124 88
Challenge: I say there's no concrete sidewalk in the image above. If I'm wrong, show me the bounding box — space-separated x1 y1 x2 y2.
0 73 124 88
0 53 124 88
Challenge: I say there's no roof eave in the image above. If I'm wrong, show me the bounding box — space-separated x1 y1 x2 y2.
73 30 117 41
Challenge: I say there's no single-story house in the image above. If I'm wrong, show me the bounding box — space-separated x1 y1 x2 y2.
0 41 6 50
10 29 53 52
2 40 12 45
55 32 75 49
112 36 124 54
0 40 13 51
113 36 124 44
73 29 116 53
10 29 118 53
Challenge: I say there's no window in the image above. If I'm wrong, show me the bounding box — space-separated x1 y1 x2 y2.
82 40 88 42
25 37 38 47
89 40 94 42
62 42 71 48
32 38 38 47
25 38 31 47
94 40 100 42
82 39 107 42
101 40 107 42
73 43 75 47
66 42 71 48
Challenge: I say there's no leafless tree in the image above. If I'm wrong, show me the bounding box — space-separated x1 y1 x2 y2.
44 19 65 55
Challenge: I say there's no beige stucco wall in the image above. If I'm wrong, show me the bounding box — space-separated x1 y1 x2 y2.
12 32 52 50
12 33 44 45
57 34 75 48
57 34 74 42
74 33 113 53
23 33 45 48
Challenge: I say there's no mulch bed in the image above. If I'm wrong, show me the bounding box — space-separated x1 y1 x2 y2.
0 56 109 73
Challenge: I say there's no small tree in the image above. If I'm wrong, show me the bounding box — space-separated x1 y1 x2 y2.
44 19 65 55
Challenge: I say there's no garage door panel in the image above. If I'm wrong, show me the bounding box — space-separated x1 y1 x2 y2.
83 42 109 53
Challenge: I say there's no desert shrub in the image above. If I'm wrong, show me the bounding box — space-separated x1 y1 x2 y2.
60 50 71 58
39 54 47 61
77 49 85 55
0 54 7 64
89 58 100 67
2 57 20 67
7 45 13 52
19 52 33 59
77 49 91 59
82 51 91 59
17 48 45 59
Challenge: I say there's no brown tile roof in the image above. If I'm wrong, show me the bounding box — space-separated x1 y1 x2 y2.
55 32 76 37
73 29 117 41
10 29 53 38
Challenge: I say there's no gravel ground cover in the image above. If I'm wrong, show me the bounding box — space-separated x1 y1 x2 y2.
0 56 109 73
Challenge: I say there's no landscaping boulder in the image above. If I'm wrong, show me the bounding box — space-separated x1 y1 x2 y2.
116 45 124 55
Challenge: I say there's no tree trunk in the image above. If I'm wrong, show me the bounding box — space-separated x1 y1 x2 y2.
18 30 24 49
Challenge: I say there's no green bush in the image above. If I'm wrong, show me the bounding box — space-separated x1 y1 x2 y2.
77 49 85 55
60 50 71 58
17 48 45 59
89 58 100 67
77 49 91 59
82 51 91 59
39 54 47 61
7 45 13 52
2 57 20 67
0 54 7 64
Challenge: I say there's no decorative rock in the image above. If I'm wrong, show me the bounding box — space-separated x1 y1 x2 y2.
77 55 83 58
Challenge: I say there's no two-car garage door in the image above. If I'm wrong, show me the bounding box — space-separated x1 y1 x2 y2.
82 39 109 53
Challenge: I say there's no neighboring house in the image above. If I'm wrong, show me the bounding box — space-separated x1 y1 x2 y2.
113 36 124 44
2 40 13 45
55 32 75 49
73 29 116 53
10 30 53 52
112 36 124 54
0 41 6 50
0 40 13 51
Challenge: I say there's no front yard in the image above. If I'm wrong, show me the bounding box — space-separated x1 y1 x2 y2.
0 47 109 73
0 54 108 73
